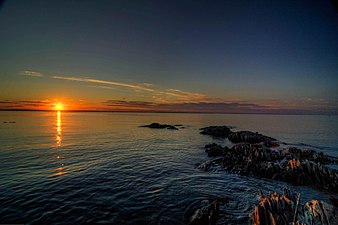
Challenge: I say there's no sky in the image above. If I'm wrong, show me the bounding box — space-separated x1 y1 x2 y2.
0 0 337 114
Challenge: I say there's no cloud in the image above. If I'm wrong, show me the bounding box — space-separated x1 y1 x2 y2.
20 70 215 103
50 76 155 92
104 100 268 113
48 74 218 103
20 71 43 77
87 85 117 90
0 100 52 108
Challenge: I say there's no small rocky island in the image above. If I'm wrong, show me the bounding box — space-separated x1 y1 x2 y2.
140 123 182 130
191 125 338 225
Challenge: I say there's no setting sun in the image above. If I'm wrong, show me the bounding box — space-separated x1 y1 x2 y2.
55 103 63 111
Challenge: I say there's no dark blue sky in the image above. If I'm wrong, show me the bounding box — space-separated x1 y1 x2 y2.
0 0 337 113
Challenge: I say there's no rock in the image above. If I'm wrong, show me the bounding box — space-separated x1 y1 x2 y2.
283 147 338 164
3 121 16 123
200 126 231 137
188 200 220 225
197 157 223 171
140 123 178 130
228 131 278 147
204 143 230 157
251 189 337 225
329 196 338 207
200 143 338 192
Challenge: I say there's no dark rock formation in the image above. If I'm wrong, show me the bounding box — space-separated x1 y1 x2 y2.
205 143 230 157
251 189 337 225
3 121 16 123
188 200 220 225
228 131 278 147
283 147 336 164
199 143 338 193
200 126 231 137
140 123 178 130
197 157 223 171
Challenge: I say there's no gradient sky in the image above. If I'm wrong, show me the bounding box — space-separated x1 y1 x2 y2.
0 0 337 114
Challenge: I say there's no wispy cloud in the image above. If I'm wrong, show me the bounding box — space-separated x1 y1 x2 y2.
20 71 43 77
48 74 219 103
16 70 338 114
20 70 214 103
104 100 268 113
50 76 156 92
0 100 52 109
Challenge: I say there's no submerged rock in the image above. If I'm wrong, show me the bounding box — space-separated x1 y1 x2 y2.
251 189 337 225
200 126 231 137
199 143 338 192
228 131 278 147
140 123 178 130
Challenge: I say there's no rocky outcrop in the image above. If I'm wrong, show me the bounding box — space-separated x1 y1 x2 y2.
188 199 220 225
251 189 337 225
283 147 336 164
204 143 230 157
228 131 278 147
200 126 231 137
199 143 338 193
199 126 278 146
140 123 179 130
197 126 338 224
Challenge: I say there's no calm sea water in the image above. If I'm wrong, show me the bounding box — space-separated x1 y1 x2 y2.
0 111 337 224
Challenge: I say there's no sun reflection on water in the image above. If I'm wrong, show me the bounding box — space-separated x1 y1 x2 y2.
56 111 62 146
51 111 67 177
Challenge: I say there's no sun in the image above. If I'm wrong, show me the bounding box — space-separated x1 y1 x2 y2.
55 103 63 111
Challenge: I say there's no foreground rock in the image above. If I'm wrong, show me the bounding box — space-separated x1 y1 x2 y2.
188 200 220 225
201 143 338 193
251 189 337 225
200 126 231 137
228 131 279 147
140 123 178 130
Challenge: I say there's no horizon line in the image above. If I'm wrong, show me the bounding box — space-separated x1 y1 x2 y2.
0 108 337 116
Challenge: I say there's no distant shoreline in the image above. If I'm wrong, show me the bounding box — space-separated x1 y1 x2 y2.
0 108 336 116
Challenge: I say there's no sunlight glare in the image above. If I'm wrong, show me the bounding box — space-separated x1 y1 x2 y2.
55 103 63 111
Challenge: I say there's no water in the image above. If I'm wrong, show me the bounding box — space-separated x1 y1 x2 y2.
0 112 337 224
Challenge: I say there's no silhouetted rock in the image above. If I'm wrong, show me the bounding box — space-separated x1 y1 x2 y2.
140 123 178 130
3 121 16 123
251 189 337 225
205 143 230 157
329 196 338 207
228 131 278 147
200 126 231 137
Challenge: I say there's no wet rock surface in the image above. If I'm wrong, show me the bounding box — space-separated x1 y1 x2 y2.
140 123 179 130
188 199 220 225
200 143 338 193
200 126 231 137
228 131 278 147
251 189 337 225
